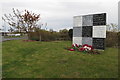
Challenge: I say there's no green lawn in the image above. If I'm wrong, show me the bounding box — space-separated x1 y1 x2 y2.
2 40 118 78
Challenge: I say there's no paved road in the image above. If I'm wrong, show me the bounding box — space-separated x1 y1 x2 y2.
1 36 28 42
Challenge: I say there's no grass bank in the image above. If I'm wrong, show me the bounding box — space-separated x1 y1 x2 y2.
2 40 118 78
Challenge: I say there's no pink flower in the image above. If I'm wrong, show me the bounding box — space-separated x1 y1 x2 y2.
69 49 75 51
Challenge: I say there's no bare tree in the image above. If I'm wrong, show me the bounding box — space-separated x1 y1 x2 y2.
107 23 118 32
8 27 14 32
2 8 41 33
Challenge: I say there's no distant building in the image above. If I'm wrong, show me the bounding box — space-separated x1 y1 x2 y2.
118 1 120 31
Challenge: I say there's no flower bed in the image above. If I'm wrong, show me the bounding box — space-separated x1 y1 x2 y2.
66 44 100 54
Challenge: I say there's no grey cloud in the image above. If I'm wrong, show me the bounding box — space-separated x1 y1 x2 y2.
1 1 118 31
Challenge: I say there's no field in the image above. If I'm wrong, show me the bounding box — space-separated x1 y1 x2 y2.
2 40 118 78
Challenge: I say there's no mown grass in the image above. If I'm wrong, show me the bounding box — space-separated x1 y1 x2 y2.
2 40 118 78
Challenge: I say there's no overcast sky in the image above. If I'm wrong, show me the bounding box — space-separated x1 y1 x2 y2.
0 0 119 31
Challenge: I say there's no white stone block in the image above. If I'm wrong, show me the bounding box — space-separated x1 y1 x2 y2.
73 16 82 27
73 37 82 45
93 26 106 38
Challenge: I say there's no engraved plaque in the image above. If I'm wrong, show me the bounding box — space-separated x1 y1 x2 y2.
82 26 92 37
82 15 93 26
73 37 82 45
93 38 105 49
93 26 106 38
73 27 82 37
93 13 106 26
73 13 106 49
82 37 92 45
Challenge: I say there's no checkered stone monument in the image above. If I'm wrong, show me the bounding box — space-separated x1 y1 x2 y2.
73 13 106 49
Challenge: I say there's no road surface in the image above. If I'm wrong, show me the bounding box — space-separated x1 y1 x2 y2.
0 36 28 42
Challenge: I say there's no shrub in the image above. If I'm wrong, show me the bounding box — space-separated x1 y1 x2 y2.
68 29 73 40
28 32 40 41
106 31 118 47
28 29 59 41
118 32 120 48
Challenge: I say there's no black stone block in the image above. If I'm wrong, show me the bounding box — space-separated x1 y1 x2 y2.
93 38 105 49
82 26 92 37
93 13 106 26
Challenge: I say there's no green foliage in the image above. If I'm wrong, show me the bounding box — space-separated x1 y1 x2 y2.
58 29 70 41
28 32 40 41
118 32 120 48
2 40 118 78
59 29 68 34
28 28 71 41
68 29 73 40
28 29 59 41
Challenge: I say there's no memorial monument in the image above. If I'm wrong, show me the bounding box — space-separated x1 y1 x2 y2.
73 13 106 49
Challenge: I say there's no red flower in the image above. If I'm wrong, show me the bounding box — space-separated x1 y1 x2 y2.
82 44 89 47
79 48 85 51
72 44 74 47
82 44 94 51
87 45 94 50
69 49 75 51
75 44 79 47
